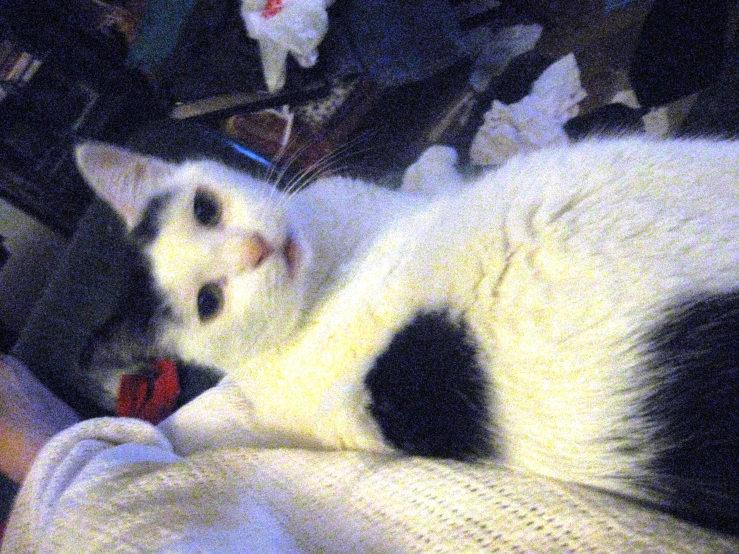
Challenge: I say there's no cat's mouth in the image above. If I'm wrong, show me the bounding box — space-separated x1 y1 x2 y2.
282 234 301 278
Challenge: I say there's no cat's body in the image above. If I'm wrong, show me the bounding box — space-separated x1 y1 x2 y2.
77 137 739 534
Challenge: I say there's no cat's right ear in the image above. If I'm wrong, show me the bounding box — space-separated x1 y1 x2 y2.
75 142 176 230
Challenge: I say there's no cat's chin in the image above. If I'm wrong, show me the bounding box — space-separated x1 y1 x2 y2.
164 309 304 374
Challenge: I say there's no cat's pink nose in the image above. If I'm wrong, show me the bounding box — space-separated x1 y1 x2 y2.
233 232 274 271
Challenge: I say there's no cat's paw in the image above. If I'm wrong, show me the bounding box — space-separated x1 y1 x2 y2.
402 145 464 195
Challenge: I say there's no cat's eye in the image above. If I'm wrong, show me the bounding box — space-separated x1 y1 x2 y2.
193 188 221 227
197 282 224 321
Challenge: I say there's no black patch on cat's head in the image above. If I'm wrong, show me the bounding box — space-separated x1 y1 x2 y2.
131 193 173 245
90 249 175 342
364 310 492 460
79 249 174 373
128 257 175 331
642 291 739 536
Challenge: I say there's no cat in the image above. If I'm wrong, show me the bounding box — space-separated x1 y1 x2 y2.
75 137 739 535
78 142 450 414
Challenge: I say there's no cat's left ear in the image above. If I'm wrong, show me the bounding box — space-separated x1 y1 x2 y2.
75 141 176 230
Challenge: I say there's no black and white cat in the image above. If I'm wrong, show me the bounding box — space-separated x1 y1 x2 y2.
75 137 739 535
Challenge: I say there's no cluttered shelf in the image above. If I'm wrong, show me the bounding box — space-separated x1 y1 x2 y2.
1 0 737 237
0 0 161 237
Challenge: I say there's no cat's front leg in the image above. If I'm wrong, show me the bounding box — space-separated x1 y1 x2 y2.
401 145 468 195
158 377 284 455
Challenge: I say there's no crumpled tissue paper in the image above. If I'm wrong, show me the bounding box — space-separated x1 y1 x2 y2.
470 53 586 166
241 0 333 92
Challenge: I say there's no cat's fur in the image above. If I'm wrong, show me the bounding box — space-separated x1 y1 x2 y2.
76 138 739 534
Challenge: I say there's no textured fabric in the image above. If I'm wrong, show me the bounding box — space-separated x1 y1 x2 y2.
3 381 738 553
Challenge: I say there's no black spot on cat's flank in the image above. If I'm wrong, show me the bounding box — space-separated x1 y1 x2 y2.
131 193 172 245
365 310 491 460
644 292 739 536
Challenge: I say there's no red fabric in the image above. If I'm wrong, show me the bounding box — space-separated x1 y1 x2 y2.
0 519 6 548
262 0 284 18
116 359 180 424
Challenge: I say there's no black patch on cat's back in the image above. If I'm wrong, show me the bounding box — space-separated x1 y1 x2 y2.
364 310 491 460
131 193 173 245
645 292 739 535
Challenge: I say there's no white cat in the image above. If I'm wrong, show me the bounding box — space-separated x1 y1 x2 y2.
77 142 433 373
76 137 739 535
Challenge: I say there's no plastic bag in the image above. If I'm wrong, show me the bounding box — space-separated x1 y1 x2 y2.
241 0 332 92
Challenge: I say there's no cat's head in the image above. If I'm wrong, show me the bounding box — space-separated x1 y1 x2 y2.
75 141 311 370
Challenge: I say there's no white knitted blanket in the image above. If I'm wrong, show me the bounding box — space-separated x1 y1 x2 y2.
3 386 738 553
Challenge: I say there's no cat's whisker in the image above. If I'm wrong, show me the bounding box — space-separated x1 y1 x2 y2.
268 125 384 203
270 130 326 191
280 137 377 199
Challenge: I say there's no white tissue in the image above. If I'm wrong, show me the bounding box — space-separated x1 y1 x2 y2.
241 0 332 92
470 53 587 166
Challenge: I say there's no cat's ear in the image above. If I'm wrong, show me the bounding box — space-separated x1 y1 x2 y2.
75 141 176 230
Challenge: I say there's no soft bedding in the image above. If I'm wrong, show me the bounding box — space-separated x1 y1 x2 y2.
4 378 739 553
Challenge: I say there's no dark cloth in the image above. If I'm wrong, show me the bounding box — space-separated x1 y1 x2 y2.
630 0 729 107
139 0 465 102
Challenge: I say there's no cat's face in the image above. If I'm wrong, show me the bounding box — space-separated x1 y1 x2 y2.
76 142 311 370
